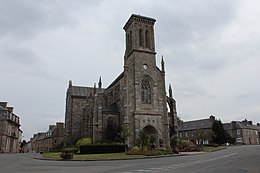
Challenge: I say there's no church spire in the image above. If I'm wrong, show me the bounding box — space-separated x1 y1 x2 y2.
169 84 173 98
98 76 102 89
161 55 165 72
94 83 96 95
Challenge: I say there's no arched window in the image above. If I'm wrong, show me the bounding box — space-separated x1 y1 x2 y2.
145 30 150 49
126 33 129 50
139 29 143 47
141 77 152 104
129 31 132 49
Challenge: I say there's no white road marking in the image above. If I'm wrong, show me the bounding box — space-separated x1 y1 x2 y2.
119 152 237 173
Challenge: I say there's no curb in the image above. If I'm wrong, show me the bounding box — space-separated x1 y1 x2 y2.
34 152 207 162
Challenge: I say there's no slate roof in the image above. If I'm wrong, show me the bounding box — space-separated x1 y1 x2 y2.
71 86 95 97
106 72 124 90
179 118 213 131
223 123 232 130
0 105 7 111
223 121 260 131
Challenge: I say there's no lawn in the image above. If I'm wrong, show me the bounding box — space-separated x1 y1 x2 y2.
202 146 225 152
42 152 146 160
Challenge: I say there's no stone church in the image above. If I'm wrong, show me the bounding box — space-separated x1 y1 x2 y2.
65 14 178 147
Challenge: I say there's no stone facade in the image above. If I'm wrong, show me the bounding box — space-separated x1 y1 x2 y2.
224 119 260 145
0 102 22 153
178 116 215 145
65 14 178 147
29 122 65 152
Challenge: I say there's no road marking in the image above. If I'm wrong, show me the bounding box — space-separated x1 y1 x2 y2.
119 152 237 173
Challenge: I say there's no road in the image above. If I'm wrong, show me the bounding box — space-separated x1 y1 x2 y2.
0 145 259 173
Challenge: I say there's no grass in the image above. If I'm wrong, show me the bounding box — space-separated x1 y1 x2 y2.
42 152 146 160
202 146 225 152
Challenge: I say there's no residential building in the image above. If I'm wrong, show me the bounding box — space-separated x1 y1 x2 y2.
224 119 259 145
178 116 215 145
29 122 65 152
0 102 22 153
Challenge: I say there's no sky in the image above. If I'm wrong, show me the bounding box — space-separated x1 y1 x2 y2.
0 0 260 141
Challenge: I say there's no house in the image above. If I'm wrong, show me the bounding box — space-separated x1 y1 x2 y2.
0 102 22 153
178 116 215 145
29 122 65 152
224 119 259 145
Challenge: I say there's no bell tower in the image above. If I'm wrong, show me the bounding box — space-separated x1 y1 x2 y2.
123 14 156 60
123 14 170 147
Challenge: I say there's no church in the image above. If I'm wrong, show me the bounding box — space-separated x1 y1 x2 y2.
65 14 178 147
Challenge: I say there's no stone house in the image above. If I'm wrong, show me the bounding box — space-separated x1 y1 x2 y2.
0 102 22 153
178 116 215 145
30 122 65 152
224 119 259 145
65 14 178 147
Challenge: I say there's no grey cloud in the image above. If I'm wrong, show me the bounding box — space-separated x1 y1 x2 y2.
0 0 101 39
151 0 240 75
0 44 39 65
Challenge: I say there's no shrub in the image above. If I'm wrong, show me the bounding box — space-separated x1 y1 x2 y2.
177 140 201 152
60 150 73 160
127 147 143 155
170 135 179 147
127 147 174 156
79 144 125 154
62 147 78 154
76 138 92 148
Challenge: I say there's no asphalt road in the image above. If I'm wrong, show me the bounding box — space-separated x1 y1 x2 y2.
0 145 259 173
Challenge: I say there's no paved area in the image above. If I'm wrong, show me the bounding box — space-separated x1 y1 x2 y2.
0 145 259 173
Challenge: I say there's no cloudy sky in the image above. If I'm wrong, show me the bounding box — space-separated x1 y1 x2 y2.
1 0 259 140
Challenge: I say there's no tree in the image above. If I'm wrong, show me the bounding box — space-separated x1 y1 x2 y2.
212 119 230 144
137 129 150 150
76 138 92 148
119 124 131 152
20 140 27 153
193 128 213 146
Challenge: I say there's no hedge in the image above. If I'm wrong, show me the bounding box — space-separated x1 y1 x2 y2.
79 144 125 154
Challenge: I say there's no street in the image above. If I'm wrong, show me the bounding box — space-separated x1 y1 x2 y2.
0 145 259 173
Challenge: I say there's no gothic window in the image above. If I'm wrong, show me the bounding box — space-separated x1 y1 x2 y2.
139 29 143 47
129 31 132 49
126 33 129 50
145 30 150 49
141 77 152 104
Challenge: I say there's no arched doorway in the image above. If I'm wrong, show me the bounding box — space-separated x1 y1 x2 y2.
143 125 159 146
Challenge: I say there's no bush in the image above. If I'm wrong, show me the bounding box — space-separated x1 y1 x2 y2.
60 150 73 160
127 147 143 155
62 147 78 154
127 147 174 156
170 135 179 147
79 144 125 154
76 138 92 148
177 140 201 152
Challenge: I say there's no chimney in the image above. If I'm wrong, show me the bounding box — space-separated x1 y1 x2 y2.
0 102 8 108
209 115 215 122
7 107 14 113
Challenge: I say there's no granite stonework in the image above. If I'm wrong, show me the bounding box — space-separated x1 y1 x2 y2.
65 14 178 147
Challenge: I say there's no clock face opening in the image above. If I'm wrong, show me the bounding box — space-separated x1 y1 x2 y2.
143 64 148 69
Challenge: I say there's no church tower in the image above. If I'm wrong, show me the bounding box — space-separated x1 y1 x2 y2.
123 14 170 147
